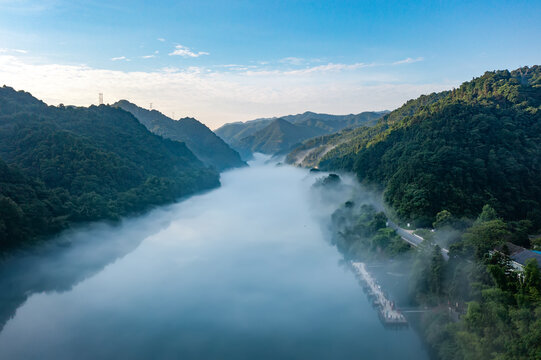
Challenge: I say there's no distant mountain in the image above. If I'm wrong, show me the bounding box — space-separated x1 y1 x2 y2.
113 100 246 171
215 111 387 158
0 86 219 252
303 66 541 226
214 118 272 148
235 118 327 156
285 95 448 167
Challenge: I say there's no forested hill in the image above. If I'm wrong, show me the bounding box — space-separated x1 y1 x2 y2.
215 111 386 158
316 66 541 227
113 100 246 171
0 86 220 252
235 118 327 156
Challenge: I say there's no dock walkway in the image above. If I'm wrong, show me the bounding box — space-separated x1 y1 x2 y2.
351 262 408 326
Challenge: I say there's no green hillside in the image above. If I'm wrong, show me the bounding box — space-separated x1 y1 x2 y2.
214 119 272 148
316 66 541 226
215 111 386 158
114 100 245 171
236 118 327 155
0 86 220 252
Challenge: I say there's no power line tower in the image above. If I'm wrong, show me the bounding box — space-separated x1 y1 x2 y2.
149 102 153 110
172 112 175 119
98 93 104 105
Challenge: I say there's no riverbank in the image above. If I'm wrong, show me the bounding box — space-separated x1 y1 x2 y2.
323 183 541 360
0 160 429 360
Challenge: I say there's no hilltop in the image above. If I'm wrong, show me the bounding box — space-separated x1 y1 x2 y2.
0 86 220 252
292 66 541 226
215 111 386 159
113 100 246 171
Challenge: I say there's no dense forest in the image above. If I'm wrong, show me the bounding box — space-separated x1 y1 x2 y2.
114 100 246 171
329 196 541 360
316 66 541 227
0 86 220 252
307 66 541 359
236 118 327 156
215 111 385 159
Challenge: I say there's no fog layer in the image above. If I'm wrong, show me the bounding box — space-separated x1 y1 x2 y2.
0 155 428 359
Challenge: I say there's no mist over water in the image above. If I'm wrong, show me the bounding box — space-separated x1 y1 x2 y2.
0 155 428 359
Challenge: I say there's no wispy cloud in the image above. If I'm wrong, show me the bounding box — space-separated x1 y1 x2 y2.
168 45 209 58
242 62 376 76
141 55 156 59
0 54 455 129
0 48 28 54
157 38 166 42
392 57 424 65
111 56 129 61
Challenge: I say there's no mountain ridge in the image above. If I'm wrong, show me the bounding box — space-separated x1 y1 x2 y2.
0 86 220 252
113 100 246 171
215 110 387 158
300 66 541 226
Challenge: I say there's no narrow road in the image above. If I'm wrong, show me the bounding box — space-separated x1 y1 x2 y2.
387 220 449 260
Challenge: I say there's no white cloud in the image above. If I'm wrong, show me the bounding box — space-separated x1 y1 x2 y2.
157 38 165 42
392 57 424 65
0 54 455 129
168 45 209 58
242 62 375 76
0 48 28 54
141 55 156 59
111 56 128 61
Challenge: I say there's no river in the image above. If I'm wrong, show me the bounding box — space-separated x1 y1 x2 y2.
0 156 429 359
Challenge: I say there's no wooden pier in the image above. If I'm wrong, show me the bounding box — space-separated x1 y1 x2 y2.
351 262 408 326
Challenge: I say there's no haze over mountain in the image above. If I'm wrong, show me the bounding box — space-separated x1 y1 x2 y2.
216 111 387 158
289 66 541 227
0 86 219 252
113 100 246 171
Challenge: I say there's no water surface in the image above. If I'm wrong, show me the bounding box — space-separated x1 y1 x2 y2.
0 157 428 359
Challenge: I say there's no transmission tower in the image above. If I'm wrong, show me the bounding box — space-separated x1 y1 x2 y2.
98 93 104 105
149 103 153 110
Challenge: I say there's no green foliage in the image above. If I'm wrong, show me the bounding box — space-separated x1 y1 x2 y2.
463 220 509 259
410 243 446 304
330 203 410 259
329 189 541 358
420 205 541 359
434 210 454 229
318 66 541 227
475 204 498 224
0 86 220 252
114 100 246 170
237 118 328 155
217 111 386 158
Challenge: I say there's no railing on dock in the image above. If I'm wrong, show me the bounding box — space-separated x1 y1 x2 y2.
351 262 408 326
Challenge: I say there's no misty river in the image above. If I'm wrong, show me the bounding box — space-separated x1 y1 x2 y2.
0 156 428 359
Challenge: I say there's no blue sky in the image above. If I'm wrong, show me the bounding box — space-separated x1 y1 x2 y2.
0 0 539 128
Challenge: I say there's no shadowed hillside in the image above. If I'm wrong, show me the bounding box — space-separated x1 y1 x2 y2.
303 66 541 226
0 86 220 252
114 100 246 171
216 111 386 158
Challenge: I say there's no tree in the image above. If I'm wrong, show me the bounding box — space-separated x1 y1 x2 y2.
433 210 454 229
462 219 509 258
521 259 541 303
475 204 498 224
429 245 445 295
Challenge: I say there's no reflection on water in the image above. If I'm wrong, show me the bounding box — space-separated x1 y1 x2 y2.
0 203 178 331
0 156 429 359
